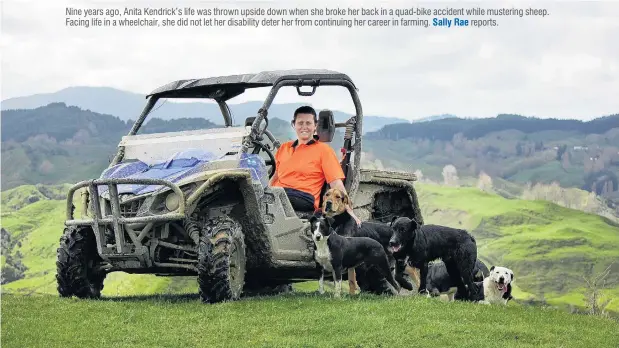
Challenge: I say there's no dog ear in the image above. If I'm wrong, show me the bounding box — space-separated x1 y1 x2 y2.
408 218 419 231
490 266 495 272
510 272 514 281
309 215 318 226
390 216 398 226
342 191 351 207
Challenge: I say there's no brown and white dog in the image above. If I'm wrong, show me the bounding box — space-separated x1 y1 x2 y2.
320 188 418 295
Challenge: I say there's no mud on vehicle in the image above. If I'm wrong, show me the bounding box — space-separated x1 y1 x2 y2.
56 69 424 303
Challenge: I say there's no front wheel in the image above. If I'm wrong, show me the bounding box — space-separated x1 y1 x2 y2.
56 226 106 299
197 216 246 304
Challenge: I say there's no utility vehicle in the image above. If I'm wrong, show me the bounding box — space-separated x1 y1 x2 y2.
56 69 424 303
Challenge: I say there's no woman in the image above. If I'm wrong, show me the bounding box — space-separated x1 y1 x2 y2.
270 105 360 225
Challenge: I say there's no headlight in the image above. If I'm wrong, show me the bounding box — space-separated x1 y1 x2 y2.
165 191 180 211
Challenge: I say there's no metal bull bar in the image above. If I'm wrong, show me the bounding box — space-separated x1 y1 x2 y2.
65 178 186 256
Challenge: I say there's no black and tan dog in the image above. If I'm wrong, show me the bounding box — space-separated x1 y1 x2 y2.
321 188 416 295
424 259 490 300
389 216 481 301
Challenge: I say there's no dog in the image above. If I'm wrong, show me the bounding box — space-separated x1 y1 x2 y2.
309 213 400 298
466 266 514 305
320 188 416 295
388 216 481 301
424 259 490 301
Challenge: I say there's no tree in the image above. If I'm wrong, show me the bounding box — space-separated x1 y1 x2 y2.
414 169 424 182
556 144 567 161
561 151 571 170
477 171 493 192
583 262 615 317
442 164 459 186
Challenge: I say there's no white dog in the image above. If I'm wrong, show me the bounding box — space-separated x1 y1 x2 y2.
476 266 514 305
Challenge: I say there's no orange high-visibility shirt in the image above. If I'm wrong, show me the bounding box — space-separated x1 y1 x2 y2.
271 138 345 210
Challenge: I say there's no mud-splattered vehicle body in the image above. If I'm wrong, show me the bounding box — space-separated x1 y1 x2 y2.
56 69 423 303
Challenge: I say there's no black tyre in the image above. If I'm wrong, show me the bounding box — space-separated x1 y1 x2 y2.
56 226 106 299
197 216 246 304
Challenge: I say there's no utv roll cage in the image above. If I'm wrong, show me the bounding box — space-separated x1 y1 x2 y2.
108 69 363 194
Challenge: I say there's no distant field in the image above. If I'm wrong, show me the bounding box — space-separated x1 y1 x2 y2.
2 292 619 348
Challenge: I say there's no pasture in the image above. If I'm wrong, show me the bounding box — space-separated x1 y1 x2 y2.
2 289 619 348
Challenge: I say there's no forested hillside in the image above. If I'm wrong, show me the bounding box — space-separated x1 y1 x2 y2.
0 103 223 189
2 103 619 208
364 114 619 199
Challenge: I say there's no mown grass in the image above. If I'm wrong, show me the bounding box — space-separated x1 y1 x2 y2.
2 292 619 348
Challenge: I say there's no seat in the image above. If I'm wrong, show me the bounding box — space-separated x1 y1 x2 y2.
295 210 316 219
317 109 335 142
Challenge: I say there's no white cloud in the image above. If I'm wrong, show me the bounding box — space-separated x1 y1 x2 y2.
1 0 618 120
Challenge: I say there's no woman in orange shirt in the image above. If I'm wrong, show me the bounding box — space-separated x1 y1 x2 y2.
270 106 360 225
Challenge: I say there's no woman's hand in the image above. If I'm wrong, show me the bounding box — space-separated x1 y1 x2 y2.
346 204 362 226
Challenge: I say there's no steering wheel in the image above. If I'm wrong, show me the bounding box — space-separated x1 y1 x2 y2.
251 140 276 179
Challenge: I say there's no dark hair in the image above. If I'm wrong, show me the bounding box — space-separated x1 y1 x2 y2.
292 105 317 125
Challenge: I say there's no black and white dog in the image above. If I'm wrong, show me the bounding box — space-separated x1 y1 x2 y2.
389 216 481 301
309 213 401 297
425 259 490 300
466 266 515 305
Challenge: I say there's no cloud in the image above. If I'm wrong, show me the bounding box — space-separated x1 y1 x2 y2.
1 0 618 120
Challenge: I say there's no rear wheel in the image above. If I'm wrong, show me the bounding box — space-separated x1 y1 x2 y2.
197 216 246 303
56 226 106 299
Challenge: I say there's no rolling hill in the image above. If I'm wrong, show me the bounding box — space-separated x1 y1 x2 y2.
2 182 618 315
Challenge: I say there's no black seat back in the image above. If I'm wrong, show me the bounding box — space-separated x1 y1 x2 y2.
317 110 335 142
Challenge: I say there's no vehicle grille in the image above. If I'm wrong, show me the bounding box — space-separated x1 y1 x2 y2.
119 198 144 217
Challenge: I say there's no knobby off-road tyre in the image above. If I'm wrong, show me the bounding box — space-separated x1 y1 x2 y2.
197 216 246 304
56 226 106 299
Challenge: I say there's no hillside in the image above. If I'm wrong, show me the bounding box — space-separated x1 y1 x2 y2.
1 182 618 316
0 103 222 190
2 293 618 348
363 114 619 197
1 86 406 132
3 102 619 212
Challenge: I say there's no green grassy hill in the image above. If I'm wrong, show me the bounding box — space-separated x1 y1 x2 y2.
2 292 618 348
1 182 618 315
415 183 619 313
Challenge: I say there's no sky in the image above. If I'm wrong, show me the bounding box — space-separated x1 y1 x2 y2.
1 0 618 121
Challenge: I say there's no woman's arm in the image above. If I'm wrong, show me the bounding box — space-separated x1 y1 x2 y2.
269 171 279 186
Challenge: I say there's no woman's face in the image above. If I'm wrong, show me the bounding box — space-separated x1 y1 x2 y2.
293 113 316 143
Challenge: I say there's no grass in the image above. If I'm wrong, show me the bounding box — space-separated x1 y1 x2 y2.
2 292 619 348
